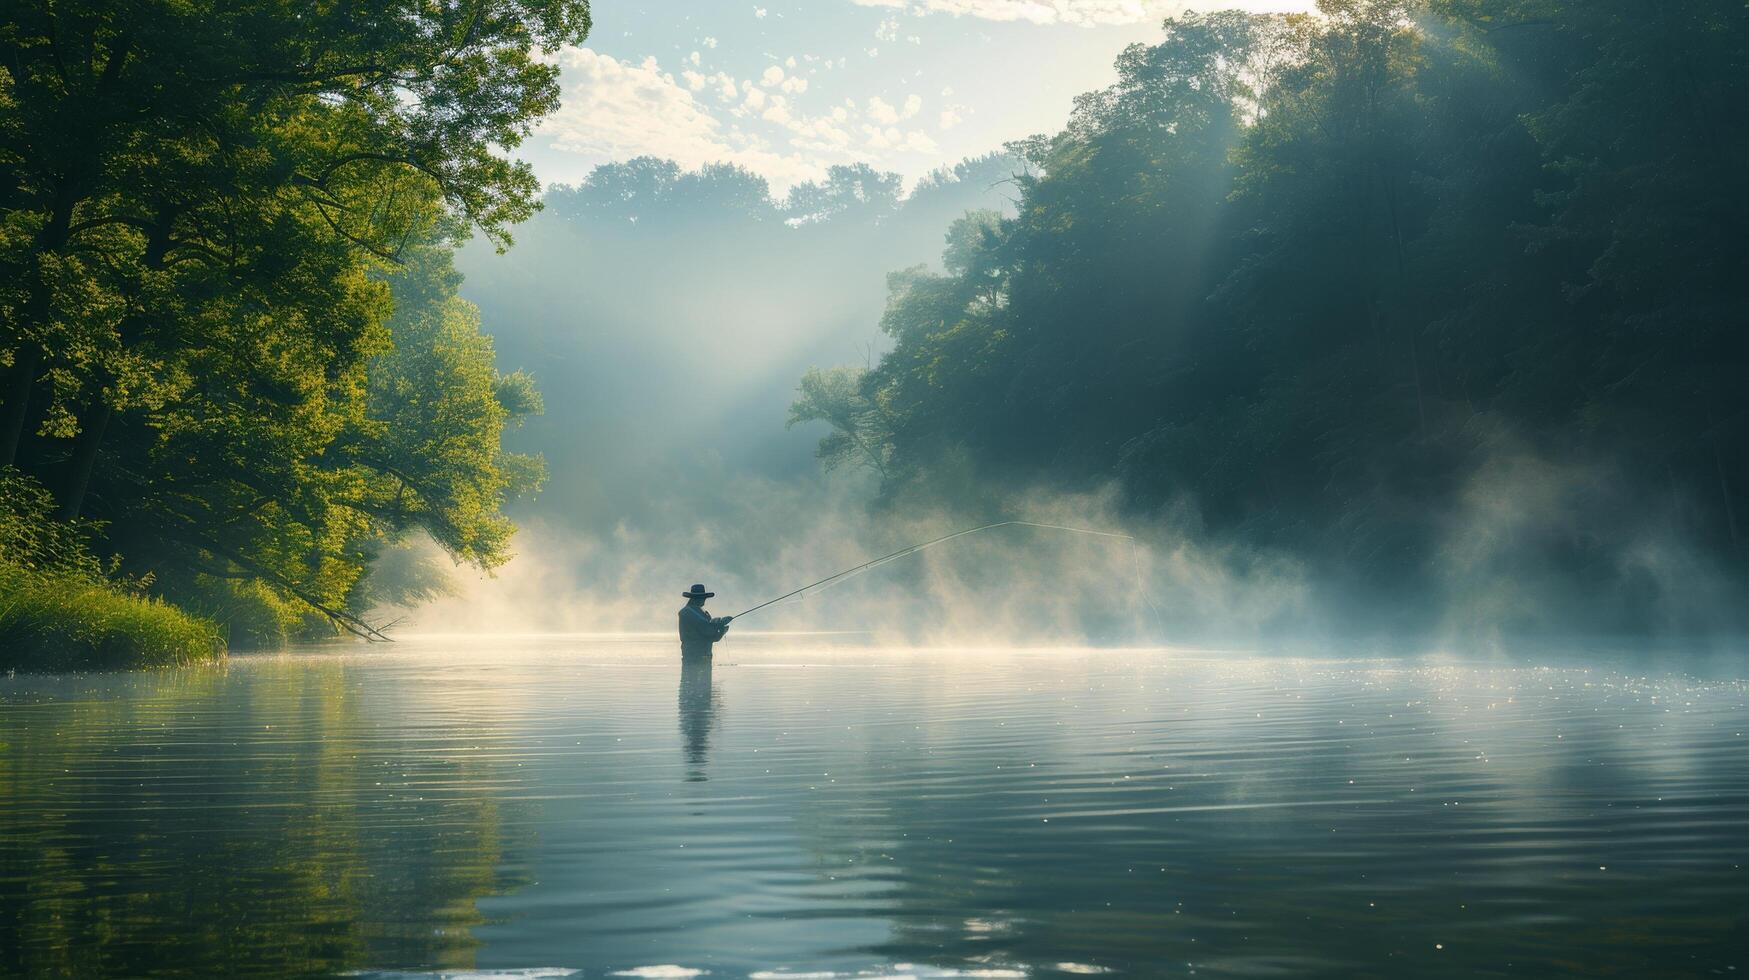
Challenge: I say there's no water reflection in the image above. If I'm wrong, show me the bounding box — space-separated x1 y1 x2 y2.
2 641 1746 978
678 656 718 779
0 658 525 978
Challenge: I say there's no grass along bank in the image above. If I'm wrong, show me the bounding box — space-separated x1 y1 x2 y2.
0 563 222 671
1 471 223 672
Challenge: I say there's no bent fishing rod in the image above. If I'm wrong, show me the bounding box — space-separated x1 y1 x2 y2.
730 520 1153 622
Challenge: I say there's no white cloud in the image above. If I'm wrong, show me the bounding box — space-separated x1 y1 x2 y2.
688 50 702 66
535 47 961 194
542 48 723 164
538 48 824 190
859 123 936 155
753 6 768 17
866 96 900 125
864 125 944 154
876 16 901 41
762 98 794 126
850 0 1177 27
702 36 719 48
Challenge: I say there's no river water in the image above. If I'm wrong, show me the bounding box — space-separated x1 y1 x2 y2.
2 636 1746 978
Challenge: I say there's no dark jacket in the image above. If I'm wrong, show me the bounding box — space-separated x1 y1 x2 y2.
679 603 730 658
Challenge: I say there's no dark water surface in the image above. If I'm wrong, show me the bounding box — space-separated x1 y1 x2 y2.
3 637 1747 978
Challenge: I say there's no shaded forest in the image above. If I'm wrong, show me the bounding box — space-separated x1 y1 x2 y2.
795 0 1749 636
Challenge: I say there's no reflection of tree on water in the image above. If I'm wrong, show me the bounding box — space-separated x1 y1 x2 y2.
678 657 720 780
0 663 523 978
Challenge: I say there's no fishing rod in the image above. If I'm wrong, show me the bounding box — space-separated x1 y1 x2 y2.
731 520 1158 622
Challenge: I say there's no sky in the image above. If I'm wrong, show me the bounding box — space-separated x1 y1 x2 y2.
524 0 1319 194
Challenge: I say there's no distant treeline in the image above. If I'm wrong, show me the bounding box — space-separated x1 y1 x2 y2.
0 2 589 657
455 153 1015 535
795 0 1749 633
543 155 1014 229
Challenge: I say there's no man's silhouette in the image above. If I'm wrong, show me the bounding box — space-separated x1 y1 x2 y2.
678 584 732 659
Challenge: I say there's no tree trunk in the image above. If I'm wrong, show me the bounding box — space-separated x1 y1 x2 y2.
58 400 113 520
0 346 42 468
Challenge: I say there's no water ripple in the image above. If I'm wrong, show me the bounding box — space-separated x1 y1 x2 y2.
3 640 1746 977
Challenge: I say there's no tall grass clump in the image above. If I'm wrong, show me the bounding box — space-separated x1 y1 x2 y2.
1 471 222 671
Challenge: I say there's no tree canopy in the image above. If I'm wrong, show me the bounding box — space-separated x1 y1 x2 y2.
1 0 585 642
797 0 1749 633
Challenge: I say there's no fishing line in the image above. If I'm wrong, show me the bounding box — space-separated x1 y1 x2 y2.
731 520 1165 629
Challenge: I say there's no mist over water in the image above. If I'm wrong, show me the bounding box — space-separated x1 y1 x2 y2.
369 162 1749 656
387 462 1746 659
387 477 1317 649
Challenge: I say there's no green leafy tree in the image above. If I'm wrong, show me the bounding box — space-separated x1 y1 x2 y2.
800 1 1749 632
356 243 547 569
0 0 587 641
784 163 904 226
788 366 894 478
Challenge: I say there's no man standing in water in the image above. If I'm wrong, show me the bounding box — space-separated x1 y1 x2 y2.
679 584 733 659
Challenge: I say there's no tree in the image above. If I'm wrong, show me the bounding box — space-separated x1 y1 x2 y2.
546 157 779 227
0 0 588 640
357 243 547 570
788 366 893 478
799 1 1749 632
1 0 587 471
784 163 903 226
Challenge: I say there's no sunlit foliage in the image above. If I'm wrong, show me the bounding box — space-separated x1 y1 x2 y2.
0 1 587 646
801 1 1749 630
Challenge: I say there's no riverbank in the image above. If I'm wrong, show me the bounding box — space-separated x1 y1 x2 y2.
0 563 224 672
1 471 224 672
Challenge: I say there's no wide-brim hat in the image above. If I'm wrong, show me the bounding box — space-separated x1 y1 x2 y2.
682 584 715 599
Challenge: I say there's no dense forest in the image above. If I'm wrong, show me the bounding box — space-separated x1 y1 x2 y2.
794 0 1749 636
0 1 590 661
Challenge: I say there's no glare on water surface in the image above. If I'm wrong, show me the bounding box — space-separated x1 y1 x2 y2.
3 636 1746 978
